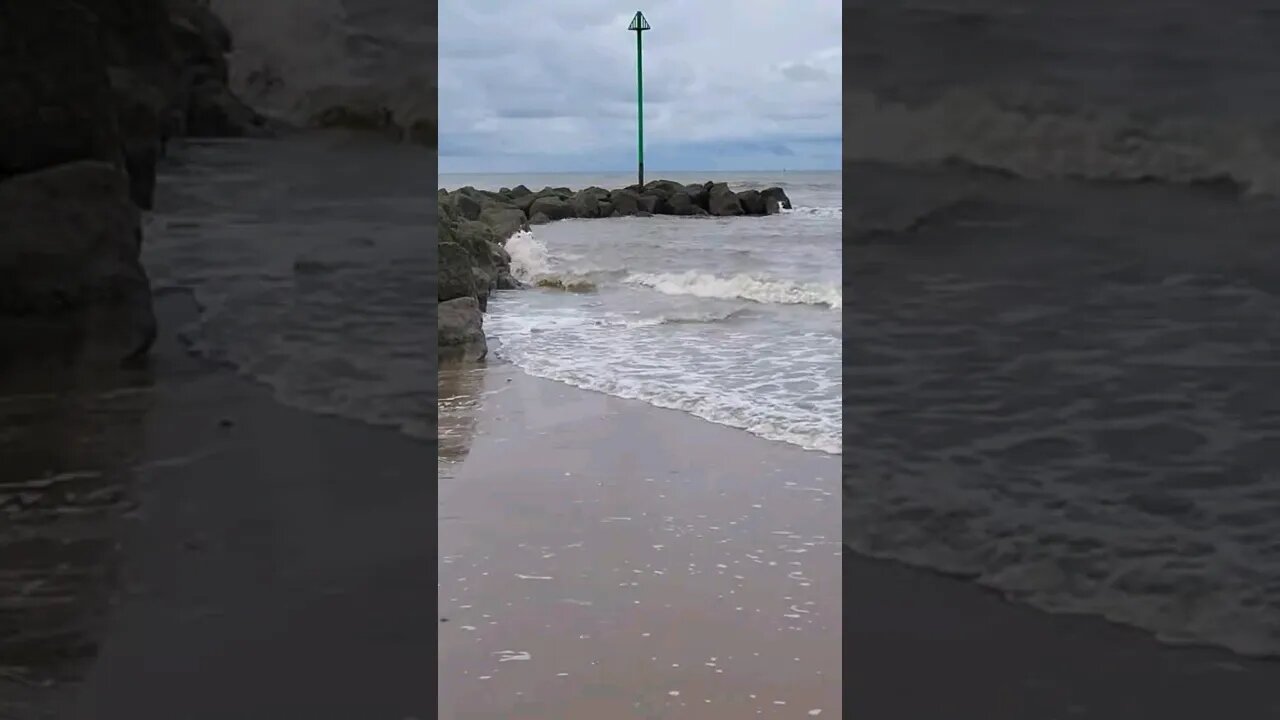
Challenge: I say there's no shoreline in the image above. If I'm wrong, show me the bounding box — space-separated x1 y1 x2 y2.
438 358 842 719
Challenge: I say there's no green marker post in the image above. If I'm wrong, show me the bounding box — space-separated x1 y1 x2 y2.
628 11 650 187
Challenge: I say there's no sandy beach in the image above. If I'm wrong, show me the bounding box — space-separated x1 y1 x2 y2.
438 362 842 719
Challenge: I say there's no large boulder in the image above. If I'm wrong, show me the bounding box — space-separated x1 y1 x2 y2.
0 1 124 180
527 195 575 222
438 241 479 303
0 162 156 365
761 186 792 212
478 206 528 241
666 191 707 216
609 188 641 216
453 190 484 221
637 194 660 214
644 179 685 199
109 67 169 209
685 183 711 210
185 79 267 137
737 188 766 215
438 296 486 361
570 187 610 219
708 183 744 216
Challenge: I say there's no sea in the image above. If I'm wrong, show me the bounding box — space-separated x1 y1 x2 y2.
847 0 1280 658
443 172 843 455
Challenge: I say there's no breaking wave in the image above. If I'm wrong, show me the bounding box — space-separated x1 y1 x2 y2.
625 271 842 309
847 88 1280 196
210 0 434 141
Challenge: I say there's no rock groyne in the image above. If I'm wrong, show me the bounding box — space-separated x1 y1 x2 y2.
437 180 793 360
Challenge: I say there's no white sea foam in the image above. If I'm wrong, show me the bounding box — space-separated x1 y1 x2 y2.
624 271 842 309
504 230 553 283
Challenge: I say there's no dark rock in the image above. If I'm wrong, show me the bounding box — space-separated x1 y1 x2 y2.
186 80 267 137
761 186 792 211
454 192 483 221
0 0 124 179
737 188 765 215
529 211 552 225
478 206 528 241
109 67 169 208
438 242 479 302
509 184 532 198
708 183 744 216
684 183 711 210
609 188 642 216
637 194 660 214
0 162 156 365
527 195 575 222
570 187 610 219
598 200 614 217
438 296 486 361
666 191 707 216
644 179 685 199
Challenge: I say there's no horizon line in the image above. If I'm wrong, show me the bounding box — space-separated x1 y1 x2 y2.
439 168 839 175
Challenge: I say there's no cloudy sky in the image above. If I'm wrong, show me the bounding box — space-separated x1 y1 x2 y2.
438 1 841 174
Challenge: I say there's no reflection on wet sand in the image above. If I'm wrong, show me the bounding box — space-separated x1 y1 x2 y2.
0 365 154 715
438 365 841 719
438 362 487 465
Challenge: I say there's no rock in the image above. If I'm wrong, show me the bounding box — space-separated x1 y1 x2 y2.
509 184 532 198
644 179 685 199
761 186 792 211
512 191 544 215
610 188 642 216
666 191 707 216
684 183 711 210
186 80 267 137
438 297 486 361
478 206 528 241
438 242 480 302
637 194 660 214
570 187 610 219
529 211 552 225
0 0 123 179
598 200 614 217
168 0 233 87
454 191 483 221
737 188 766 215
0 162 156 365
527 195 575 222
708 183 744 216
109 67 169 208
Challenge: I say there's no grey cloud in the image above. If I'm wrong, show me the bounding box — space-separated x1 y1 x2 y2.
439 0 840 170
780 62 830 82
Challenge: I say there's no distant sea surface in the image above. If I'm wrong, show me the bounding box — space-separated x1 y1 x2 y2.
443 171 843 455
846 0 1280 658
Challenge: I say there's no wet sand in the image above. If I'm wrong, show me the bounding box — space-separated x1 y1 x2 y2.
438 363 842 719
0 293 438 719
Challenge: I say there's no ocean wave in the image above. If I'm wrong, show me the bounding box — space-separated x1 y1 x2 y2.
625 271 842 309
613 307 756 328
211 0 434 142
504 230 553 283
783 206 843 219
847 88 1280 196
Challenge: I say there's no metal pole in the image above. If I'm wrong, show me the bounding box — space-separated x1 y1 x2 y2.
637 27 644 187
629 11 649 187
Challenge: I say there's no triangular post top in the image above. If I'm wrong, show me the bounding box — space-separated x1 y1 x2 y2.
628 11 650 31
